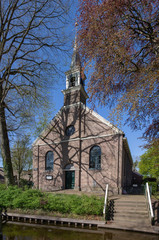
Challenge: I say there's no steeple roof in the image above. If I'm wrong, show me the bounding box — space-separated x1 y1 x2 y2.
70 22 81 69
64 22 86 93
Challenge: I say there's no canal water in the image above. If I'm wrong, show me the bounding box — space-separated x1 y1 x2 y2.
1 223 159 240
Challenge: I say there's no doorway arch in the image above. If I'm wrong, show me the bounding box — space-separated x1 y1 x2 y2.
64 164 75 189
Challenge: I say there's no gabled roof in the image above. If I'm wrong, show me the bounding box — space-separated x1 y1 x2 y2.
33 103 123 146
123 137 133 165
32 107 64 146
85 105 123 135
132 171 143 177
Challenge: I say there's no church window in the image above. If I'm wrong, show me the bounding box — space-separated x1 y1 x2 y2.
70 77 75 87
89 145 101 169
45 151 54 171
65 125 75 136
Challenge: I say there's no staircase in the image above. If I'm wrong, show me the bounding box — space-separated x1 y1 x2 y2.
110 195 151 229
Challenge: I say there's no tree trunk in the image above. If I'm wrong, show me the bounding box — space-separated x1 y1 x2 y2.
0 210 2 240
18 166 21 187
0 84 14 185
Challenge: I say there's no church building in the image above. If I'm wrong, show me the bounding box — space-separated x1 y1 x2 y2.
32 39 133 195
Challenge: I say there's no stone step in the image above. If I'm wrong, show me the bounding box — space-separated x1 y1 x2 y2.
111 221 151 229
114 196 145 200
111 195 145 200
114 198 146 202
109 195 151 229
114 206 147 211
114 210 148 216
114 203 147 208
114 200 146 203
115 201 146 205
114 205 147 210
113 216 150 225
114 213 148 219
114 202 146 207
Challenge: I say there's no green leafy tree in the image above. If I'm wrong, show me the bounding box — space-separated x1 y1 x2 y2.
138 145 159 179
11 135 32 186
33 111 51 139
0 0 71 185
77 0 159 144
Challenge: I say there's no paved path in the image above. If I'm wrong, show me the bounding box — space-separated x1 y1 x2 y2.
98 222 159 234
48 189 104 196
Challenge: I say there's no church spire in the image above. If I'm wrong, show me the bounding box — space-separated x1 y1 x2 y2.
70 22 81 69
64 21 87 97
62 23 88 106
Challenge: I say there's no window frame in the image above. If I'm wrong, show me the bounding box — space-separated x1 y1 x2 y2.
70 76 76 87
89 145 101 170
65 125 75 136
45 151 54 171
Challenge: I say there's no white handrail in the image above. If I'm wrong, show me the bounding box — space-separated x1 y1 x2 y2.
145 182 154 224
103 184 108 219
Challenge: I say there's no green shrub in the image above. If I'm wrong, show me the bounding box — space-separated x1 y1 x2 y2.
43 194 73 213
72 195 103 215
37 193 104 215
0 185 22 208
148 182 157 195
0 183 6 191
12 189 44 209
0 186 104 216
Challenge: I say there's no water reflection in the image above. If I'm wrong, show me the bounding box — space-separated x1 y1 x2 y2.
2 223 159 240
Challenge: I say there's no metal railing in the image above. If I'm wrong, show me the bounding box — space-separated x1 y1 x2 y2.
103 184 108 220
145 182 154 225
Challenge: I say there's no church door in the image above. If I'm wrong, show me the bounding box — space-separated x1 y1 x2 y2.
65 171 75 189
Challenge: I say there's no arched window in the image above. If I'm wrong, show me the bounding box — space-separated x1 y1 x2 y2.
89 145 101 169
70 77 75 87
45 151 54 171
